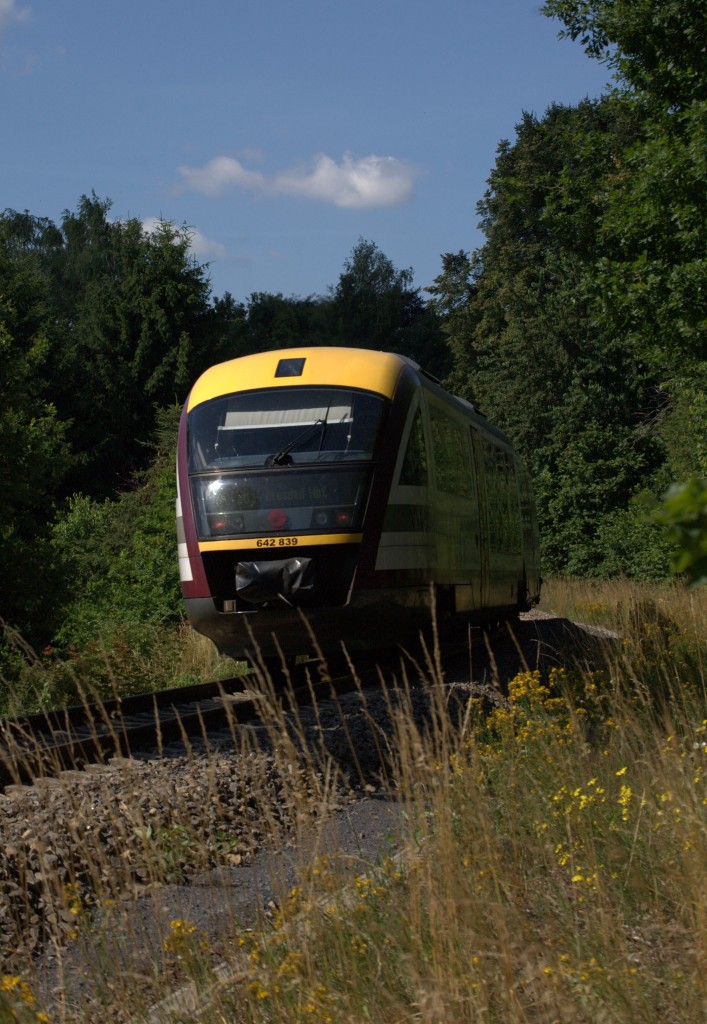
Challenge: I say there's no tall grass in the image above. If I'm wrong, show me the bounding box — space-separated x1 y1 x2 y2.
0 623 243 717
205 615 706 1024
1 581 705 1023
543 576 706 640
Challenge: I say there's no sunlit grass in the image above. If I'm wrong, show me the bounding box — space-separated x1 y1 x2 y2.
205 655 705 1024
0 581 705 1022
542 576 707 641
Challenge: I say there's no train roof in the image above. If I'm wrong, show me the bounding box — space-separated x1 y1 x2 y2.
186 345 517 451
186 347 418 411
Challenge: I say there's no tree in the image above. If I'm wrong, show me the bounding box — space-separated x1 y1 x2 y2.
204 291 250 365
425 251 473 321
434 99 668 575
243 291 331 352
329 239 449 376
542 0 707 108
51 406 183 649
0 247 72 636
653 478 707 586
544 0 707 487
40 196 216 493
435 0 707 577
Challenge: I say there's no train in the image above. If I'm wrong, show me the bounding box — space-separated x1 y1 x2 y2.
176 347 541 664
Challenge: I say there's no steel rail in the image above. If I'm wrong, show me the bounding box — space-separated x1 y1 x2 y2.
0 649 403 788
0 620 495 790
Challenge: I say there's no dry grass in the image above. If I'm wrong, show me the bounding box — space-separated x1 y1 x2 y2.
207 659 706 1024
0 624 246 718
542 576 707 640
1 582 705 1023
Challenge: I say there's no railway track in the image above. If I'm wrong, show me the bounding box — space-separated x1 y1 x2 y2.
0 610 618 981
0 674 251 788
0 615 525 790
0 648 414 789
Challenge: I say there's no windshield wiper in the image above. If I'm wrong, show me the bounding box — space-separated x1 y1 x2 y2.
265 419 326 467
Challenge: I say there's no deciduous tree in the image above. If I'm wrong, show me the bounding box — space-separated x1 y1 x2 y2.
432 100 667 574
330 239 448 376
0 245 71 636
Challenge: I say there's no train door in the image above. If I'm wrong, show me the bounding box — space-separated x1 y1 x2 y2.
470 428 490 607
478 437 523 607
375 393 435 579
427 399 477 586
517 460 541 603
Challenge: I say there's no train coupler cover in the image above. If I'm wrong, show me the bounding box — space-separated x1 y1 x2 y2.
235 557 315 604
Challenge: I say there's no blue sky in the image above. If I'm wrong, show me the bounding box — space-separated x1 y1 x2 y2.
1 1 610 302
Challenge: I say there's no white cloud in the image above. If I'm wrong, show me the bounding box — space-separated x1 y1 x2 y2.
0 0 30 36
141 216 164 234
141 217 226 260
276 153 417 208
176 156 265 198
184 226 227 260
177 151 419 208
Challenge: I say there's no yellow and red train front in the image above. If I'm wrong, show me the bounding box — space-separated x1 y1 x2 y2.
176 348 414 657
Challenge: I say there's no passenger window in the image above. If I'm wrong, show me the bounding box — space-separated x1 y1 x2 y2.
399 408 428 486
430 406 473 497
482 443 521 552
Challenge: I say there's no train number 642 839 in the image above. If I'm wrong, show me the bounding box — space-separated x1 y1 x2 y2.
255 537 299 548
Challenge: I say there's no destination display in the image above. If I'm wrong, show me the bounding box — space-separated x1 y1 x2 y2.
190 467 373 540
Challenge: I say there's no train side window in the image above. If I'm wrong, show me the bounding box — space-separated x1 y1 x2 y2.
482 442 521 553
398 407 428 486
517 462 537 548
482 444 500 550
505 455 522 553
430 405 473 498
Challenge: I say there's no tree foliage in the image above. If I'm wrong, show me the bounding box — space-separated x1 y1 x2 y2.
653 478 707 586
542 0 707 108
0 236 72 637
242 291 331 352
430 2 706 578
330 239 449 376
541 0 707 573
47 196 217 492
432 99 669 574
541 1 706 378
51 406 183 649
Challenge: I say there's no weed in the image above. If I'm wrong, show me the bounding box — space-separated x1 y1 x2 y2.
1 579 705 1022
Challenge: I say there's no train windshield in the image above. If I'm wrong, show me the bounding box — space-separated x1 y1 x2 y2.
188 387 386 470
187 387 387 541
